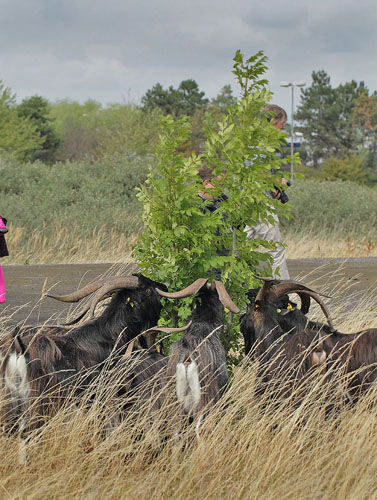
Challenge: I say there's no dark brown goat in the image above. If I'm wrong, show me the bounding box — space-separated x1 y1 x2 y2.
0 273 169 435
271 284 377 400
242 277 377 401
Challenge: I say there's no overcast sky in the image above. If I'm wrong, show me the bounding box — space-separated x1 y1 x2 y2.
1 0 376 118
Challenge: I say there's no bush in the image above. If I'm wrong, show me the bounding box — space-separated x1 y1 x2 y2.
319 155 368 184
0 153 152 238
281 179 377 238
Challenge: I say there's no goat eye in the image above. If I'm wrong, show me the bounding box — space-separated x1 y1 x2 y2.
277 308 281 313
287 303 295 310
254 304 260 309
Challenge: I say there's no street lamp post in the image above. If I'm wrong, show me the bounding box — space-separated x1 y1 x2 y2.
280 81 306 184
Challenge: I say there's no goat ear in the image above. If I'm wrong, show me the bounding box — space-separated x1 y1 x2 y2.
14 335 26 355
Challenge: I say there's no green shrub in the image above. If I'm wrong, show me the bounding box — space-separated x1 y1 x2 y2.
319 155 368 184
0 153 152 238
281 179 377 238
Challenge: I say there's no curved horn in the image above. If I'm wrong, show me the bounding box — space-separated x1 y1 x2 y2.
296 292 311 314
255 277 330 303
63 307 90 326
46 275 138 303
141 321 193 349
285 289 335 332
46 281 105 303
254 276 275 303
213 281 240 314
89 277 140 318
156 278 208 299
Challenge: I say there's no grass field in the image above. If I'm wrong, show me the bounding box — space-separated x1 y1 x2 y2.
0 272 376 500
1 219 376 266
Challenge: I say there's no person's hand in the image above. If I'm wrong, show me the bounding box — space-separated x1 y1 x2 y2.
198 189 215 201
272 176 288 199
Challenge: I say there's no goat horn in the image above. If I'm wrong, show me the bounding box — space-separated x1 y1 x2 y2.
140 321 193 349
213 281 240 314
155 278 208 298
265 280 334 327
255 277 330 302
254 277 334 329
285 289 335 332
254 276 275 303
45 276 137 303
63 307 90 325
63 293 112 325
46 282 105 303
295 293 311 314
89 277 140 318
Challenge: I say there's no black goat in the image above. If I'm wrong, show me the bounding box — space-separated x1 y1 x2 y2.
0 272 168 435
240 278 331 394
240 281 314 358
157 278 240 423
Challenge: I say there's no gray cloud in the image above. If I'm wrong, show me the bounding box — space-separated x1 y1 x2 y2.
0 0 375 116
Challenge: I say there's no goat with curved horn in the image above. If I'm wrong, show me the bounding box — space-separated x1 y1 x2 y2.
0 273 169 445
240 278 330 399
254 276 334 331
166 279 239 425
265 281 377 402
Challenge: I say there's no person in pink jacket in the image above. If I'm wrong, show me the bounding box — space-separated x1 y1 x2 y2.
0 216 9 303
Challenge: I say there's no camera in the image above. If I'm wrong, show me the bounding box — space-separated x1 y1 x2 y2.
279 188 289 204
273 186 289 204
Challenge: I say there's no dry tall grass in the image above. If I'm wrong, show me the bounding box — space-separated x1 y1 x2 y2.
4 221 141 265
0 278 376 499
2 222 377 266
285 230 377 259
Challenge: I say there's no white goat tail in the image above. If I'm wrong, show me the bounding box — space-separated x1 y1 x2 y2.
176 360 201 414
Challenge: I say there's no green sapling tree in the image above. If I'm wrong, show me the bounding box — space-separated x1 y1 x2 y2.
133 50 299 361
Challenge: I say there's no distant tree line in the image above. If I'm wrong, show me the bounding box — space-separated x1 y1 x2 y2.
295 70 377 185
0 72 376 186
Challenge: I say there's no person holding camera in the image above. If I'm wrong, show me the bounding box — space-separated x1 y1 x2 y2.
244 104 290 280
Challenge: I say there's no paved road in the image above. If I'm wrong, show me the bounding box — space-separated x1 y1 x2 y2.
1 258 376 326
